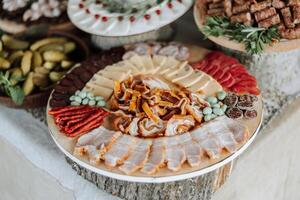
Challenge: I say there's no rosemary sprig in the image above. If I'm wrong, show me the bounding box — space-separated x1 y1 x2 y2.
202 16 281 54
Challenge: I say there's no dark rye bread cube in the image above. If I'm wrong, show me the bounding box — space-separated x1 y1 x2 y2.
254 7 277 22
250 0 272 13
258 14 281 28
272 0 286 9
232 2 251 15
281 7 295 28
293 5 300 24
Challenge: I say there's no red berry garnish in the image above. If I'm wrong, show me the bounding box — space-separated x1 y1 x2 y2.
102 16 108 22
167 2 173 8
144 14 151 20
85 9 90 13
177 0 182 3
155 9 161 15
94 14 100 19
79 3 84 8
129 16 135 22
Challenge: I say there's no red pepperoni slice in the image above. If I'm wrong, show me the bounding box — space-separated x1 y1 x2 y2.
207 65 221 77
202 62 217 73
233 80 257 87
192 60 208 70
214 69 226 81
205 51 224 61
235 77 257 85
221 75 236 88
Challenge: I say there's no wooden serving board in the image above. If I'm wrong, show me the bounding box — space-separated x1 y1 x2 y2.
46 53 263 183
194 0 300 53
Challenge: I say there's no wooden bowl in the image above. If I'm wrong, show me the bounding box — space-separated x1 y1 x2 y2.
193 0 300 53
0 31 90 109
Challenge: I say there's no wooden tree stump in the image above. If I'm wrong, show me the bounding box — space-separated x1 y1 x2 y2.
66 157 233 200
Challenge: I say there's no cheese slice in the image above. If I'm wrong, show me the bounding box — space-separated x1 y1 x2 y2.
187 73 212 92
97 70 129 82
164 61 189 78
90 74 115 89
140 55 156 74
153 55 167 69
128 55 146 72
169 65 194 82
159 57 181 75
84 83 113 100
175 70 205 88
120 60 141 75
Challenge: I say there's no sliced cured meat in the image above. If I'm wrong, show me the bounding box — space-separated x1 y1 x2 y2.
74 126 122 164
213 69 226 81
232 80 257 88
177 133 202 167
220 75 236 88
141 138 166 174
244 110 258 119
226 107 243 119
104 135 136 167
207 65 221 77
204 119 237 153
205 51 224 61
190 127 221 159
165 136 186 171
119 139 152 175
218 116 248 143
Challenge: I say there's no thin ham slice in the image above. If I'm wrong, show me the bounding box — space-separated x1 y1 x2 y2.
190 127 222 159
177 133 202 167
74 126 121 164
165 136 186 171
141 138 166 174
119 139 152 175
104 135 136 167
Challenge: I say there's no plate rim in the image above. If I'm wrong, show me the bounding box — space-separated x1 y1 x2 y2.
67 0 193 37
46 97 263 183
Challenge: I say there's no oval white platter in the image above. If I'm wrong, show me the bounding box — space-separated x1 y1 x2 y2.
67 0 193 37
193 0 300 53
47 80 263 183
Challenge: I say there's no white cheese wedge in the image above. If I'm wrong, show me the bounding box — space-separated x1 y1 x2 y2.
140 55 156 74
186 73 212 92
128 55 146 72
90 74 115 89
97 70 129 82
120 60 141 75
175 70 204 88
164 61 189 78
84 83 113 100
153 55 167 68
170 65 194 83
159 57 181 75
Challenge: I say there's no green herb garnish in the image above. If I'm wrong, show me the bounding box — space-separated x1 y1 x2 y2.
202 16 281 54
0 71 24 105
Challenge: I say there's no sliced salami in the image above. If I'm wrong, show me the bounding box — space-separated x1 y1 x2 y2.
244 110 258 119
226 107 243 119
237 101 254 110
224 93 238 107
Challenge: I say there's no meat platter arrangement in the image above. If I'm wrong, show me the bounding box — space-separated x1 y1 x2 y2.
194 0 300 54
46 43 262 181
